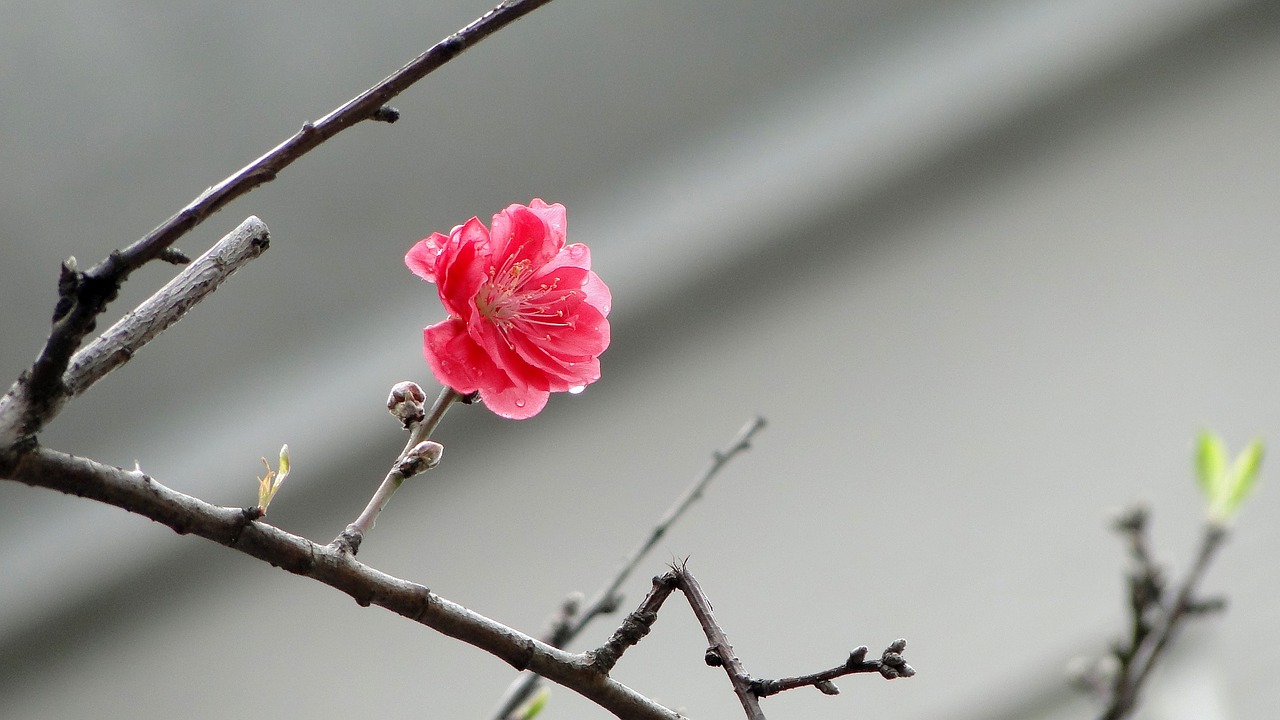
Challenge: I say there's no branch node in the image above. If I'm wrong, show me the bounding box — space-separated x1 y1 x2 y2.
330 527 363 556
158 247 191 265
846 645 869 666
370 105 401 123
228 506 263 545
441 33 466 54
815 680 840 695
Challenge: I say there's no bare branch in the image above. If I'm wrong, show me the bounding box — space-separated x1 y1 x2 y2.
1097 510 1229 720
331 386 465 555
676 567 768 720
492 416 767 719
750 640 915 698
4 445 683 720
0 0 554 451
587 573 680 674
63 216 270 397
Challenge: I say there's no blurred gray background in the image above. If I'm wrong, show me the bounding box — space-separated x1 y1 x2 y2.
2 0 1279 718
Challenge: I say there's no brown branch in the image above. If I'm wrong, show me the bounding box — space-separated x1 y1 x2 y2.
749 640 915 698
1097 508 1229 720
0 0 554 452
4 444 682 720
62 216 270 397
673 566 911 718
676 568 768 720
587 573 680 674
491 416 767 719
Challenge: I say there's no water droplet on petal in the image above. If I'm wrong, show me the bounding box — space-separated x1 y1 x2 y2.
568 385 585 395
515 399 526 407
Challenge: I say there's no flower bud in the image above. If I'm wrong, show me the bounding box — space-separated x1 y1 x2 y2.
387 381 427 428
396 440 444 478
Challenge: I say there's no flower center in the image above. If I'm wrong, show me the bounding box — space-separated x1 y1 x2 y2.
474 258 576 347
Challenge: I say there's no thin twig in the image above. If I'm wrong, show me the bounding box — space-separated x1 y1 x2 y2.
4 444 683 720
750 640 914 697
676 567 768 720
331 386 464 555
0 0 554 453
62 216 270 397
1099 515 1229 720
491 416 767 719
587 573 680 673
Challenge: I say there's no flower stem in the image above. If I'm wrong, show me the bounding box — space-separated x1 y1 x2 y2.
333 386 463 553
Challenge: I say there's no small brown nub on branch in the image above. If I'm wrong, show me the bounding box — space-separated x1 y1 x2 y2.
371 105 401 123
158 247 191 264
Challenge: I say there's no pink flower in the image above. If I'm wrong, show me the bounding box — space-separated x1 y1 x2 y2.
405 200 611 419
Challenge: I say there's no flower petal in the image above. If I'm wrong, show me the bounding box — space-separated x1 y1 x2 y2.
540 300 611 359
436 219 489 318
482 384 549 420
541 245 610 317
405 233 449 283
490 204 561 275
470 320 554 392
528 199 567 246
423 318 492 394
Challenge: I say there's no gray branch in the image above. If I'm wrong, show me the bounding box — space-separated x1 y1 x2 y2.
491 416 767 719
63 216 270 397
4 445 684 720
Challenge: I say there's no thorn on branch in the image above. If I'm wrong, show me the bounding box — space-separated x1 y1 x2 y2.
53 258 81 322
370 105 401 123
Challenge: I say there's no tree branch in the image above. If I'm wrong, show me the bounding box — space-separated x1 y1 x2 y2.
677 568 768 720
4 444 682 720
331 385 465 555
491 416 767 719
749 640 915 698
0 0 554 451
62 216 270 397
1096 508 1229 720
673 566 912 718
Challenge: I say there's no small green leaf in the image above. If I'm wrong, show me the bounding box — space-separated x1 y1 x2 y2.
277 444 291 482
1195 430 1228 500
1197 431 1264 524
517 687 551 720
1224 438 1263 516
255 444 292 514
